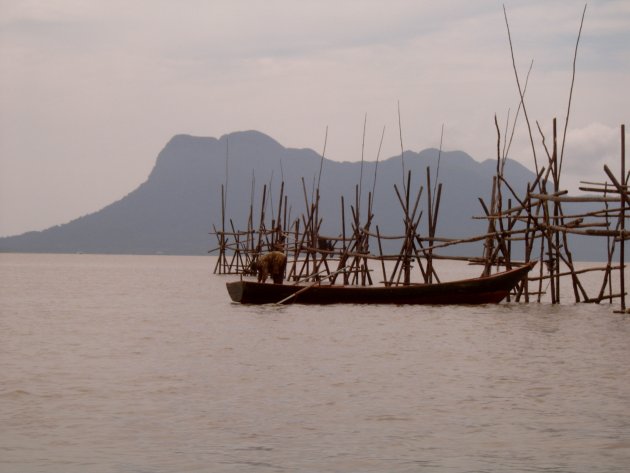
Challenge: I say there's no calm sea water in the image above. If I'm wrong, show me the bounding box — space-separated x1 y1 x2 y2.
1 253 630 473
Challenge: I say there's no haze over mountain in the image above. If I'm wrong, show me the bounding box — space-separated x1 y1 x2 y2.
0 130 603 259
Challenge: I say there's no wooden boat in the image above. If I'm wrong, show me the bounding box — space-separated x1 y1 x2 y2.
226 262 535 305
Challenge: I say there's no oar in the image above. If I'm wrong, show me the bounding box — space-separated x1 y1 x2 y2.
275 267 347 305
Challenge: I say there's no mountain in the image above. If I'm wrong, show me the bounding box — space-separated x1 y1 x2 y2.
0 130 603 259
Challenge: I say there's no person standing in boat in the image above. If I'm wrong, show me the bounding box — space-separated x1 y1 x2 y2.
250 251 287 284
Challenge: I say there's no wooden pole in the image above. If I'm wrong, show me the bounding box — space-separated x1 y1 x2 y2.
426 167 434 283
503 4 539 175
621 124 626 312
376 226 388 286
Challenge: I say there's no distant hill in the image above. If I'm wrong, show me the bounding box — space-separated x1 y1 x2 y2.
0 130 606 259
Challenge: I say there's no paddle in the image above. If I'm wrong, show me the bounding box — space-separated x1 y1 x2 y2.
275 267 347 305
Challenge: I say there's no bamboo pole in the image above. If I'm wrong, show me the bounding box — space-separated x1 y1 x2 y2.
376 226 388 286
620 124 627 312
503 4 539 175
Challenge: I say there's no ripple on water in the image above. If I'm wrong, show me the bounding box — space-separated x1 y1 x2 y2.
1 254 629 473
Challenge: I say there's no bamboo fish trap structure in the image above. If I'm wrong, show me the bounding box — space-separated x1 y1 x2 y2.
210 123 627 311
210 5 628 312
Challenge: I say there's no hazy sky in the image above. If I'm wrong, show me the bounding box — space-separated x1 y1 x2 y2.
1 0 628 237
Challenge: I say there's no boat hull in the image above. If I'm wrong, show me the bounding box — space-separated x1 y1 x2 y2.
226 262 535 305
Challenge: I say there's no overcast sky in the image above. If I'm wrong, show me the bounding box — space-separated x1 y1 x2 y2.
1 0 628 237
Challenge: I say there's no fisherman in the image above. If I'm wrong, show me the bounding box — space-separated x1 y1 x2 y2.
249 251 287 284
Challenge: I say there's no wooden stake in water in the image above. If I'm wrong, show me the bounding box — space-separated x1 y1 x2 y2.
621 124 626 312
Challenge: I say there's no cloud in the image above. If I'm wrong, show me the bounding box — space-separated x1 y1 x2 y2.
564 122 621 167
1 0 629 236
561 122 624 189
